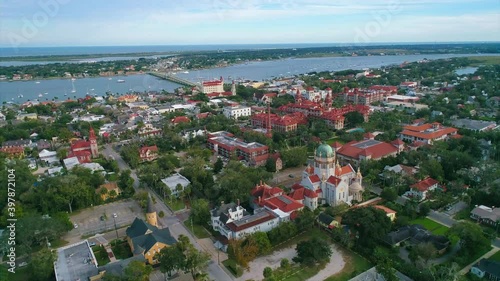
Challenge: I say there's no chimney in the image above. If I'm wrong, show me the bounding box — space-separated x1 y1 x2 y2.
237 199 240 206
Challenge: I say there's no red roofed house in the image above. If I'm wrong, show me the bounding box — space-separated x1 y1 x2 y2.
171 116 191 125
139 145 159 162
138 123 162 138
408 177 441 200
374 205 397 222
0 146 25 159
69 127 98 162
290 143 365 210
399 122 459 145
335 134 403 166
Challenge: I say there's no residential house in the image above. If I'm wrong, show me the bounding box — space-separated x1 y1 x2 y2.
170 116 191 126
383 224 450 254
160 173 191 198
2 139 32 148
470 259 500 281
317 213 339 230
406 177 440 201
223 105 251 119
96 182 121 201
125 218 177 265
138 123 162 138
211 203 281 251
374 205 397 222
451 119 498 132
0 146 25 159
470 205 500 227
139 145 158 162
39 149 59 164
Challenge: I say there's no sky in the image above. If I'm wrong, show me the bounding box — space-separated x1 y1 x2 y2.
0 0 499 47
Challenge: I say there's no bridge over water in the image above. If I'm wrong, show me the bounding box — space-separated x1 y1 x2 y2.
147 72 199 88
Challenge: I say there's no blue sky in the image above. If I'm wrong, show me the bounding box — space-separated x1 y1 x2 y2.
0 0 499 47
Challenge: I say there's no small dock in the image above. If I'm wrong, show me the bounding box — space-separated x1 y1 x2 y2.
147 72 198 88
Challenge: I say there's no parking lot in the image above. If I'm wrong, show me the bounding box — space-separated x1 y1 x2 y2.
65 200 142 243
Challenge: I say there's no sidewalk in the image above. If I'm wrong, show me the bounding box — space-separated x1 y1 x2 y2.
458 247 499 275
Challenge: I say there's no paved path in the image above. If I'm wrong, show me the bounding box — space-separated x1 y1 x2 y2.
458 247 499 275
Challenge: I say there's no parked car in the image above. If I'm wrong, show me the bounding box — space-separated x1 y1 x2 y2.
289 174 295 178
113 213 117 218
89 242 96 247
73 223 78 229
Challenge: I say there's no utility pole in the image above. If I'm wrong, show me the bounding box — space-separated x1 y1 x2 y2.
113 216 118 240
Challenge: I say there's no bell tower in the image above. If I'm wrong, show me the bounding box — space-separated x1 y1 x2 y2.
146 194 158 227
89 126 98 158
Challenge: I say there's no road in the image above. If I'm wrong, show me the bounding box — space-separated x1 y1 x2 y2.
103 144 232 281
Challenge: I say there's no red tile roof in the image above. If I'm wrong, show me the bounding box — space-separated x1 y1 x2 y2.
337 140 398 160
251 183 283 201
140 145 158 154
263 195 304 213
327 176 341 185
71 139 91 150
309 175 321 183
374 205 396 214
411 177 439 192
171 116 190 124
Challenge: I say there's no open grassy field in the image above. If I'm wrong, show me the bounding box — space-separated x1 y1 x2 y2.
410 218 449 235
165 198 185 211
466 56 500 66
183 220 211 239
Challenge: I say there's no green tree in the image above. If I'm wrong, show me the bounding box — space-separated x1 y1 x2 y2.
29 247 56 281
123 260 152 281
263 267 273 278
280 258 290 271
344 111 365 128
381 187 398 202
251 232 272 255
157 245 185 277
213 157 224 174
419 202 431 217
190 199 210 225
449 221 491 256
281 147 307 168
293 237 332 266
184 247 211 279
265 157 277 173
408 242 436 267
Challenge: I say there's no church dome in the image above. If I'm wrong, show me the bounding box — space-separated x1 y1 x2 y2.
316 143 334 158
349 182 363 192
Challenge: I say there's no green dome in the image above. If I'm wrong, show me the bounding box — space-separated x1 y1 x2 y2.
316 143 334 158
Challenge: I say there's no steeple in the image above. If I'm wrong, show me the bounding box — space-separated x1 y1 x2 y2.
146 194 158 227
295 89 303 104
266 102 272 137
89 125 98 158
231 80 236 96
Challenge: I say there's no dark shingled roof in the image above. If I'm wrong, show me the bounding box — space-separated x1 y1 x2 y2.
318 213 335 225
126 217 158 239
131 228 177 254
473 259 500 278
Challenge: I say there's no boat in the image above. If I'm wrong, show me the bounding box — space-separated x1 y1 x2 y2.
71 78 76 81
117 79 125 83
44 92 48 95
108 78 112 80
183 71 189 74
38 93 43 97
71 80 76 93
35 81 40 84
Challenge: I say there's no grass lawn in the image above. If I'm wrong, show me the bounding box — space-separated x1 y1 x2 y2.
488 250 500 262
165 198 185 211
50 238 69 248
410 218 449 235
222 259 243 277
281 262 328 281
110 240 133 260
466 56 500 66
324 247 373 281
183 220 211 239
92 245 111 266
271 229 329 253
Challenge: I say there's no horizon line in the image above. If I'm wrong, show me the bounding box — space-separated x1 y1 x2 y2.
1 41 500 49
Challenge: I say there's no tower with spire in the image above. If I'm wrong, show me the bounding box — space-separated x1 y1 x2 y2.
89 126 98 158
231 80 236 96
146 194 158 227
266 102 272 138
295 89 303 104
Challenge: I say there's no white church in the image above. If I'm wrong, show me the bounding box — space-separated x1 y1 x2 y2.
290 143 364 210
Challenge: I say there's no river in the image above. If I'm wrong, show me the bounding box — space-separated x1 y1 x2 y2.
0 53 494 104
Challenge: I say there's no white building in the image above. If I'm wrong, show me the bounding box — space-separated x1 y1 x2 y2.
211 202 281 251
290 143 364 210
223 105 251 119
202 78 224 94
39 149 59 164
63 157 80 170
161 173 191 197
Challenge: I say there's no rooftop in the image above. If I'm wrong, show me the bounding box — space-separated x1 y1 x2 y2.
54 241 98 281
